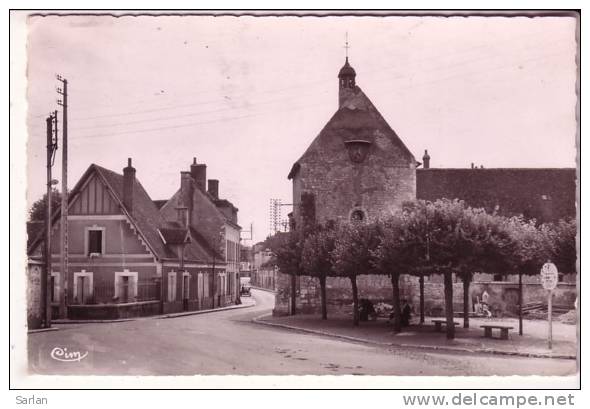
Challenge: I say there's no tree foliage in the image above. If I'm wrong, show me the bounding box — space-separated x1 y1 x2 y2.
28 189 62 222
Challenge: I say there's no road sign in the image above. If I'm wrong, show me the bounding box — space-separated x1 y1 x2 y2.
540 262 558 350
540 262 558 290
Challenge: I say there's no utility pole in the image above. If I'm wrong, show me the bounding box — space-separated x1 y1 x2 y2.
57 75 68 319
44 112 58 328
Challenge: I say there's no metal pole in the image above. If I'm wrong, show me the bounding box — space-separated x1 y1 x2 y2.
44 115 54 328
419 275 425 324
57 76 68 319
548 289 553 349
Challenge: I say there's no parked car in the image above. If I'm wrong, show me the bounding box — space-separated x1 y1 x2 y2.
240 285 251 297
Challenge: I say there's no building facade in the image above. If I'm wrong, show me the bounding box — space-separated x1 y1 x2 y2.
27 157 240 326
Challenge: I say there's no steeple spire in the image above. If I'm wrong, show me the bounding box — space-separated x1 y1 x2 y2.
338 33 356 107
345 32 350 60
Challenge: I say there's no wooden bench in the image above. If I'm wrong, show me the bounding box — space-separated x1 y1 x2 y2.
480 324 514 340
432 319 460 332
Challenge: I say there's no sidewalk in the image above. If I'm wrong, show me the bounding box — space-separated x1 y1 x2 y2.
254 313 577 360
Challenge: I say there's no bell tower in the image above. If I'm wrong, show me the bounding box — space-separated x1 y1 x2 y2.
338 35 356 107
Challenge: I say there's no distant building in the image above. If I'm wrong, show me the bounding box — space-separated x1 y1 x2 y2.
248 242 277 291
27 158 240 326
274 56 577 317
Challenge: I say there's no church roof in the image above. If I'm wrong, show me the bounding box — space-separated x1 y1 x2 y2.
288 85 415 179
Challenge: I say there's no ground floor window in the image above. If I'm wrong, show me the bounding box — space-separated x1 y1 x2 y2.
114 270 138 303
198 273 205 300
182 272 190 300
50 272 60 303
167 271 177 302
73 270 93 305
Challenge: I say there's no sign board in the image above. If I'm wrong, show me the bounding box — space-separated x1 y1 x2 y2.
540 262 558 290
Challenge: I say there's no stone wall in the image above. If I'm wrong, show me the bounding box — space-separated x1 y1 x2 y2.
273 270 578 318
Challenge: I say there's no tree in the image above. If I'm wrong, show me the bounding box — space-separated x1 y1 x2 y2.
265 230 303 315
332 221 380 326
503 216 553 276
301 223 337 320
544 219 577 276
372 215 414 332
398 199 513 338
28 189 62 222
452 207 514 328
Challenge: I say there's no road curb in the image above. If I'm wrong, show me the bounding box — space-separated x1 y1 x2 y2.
252 315 576 360
52 300 256 324
249 286 276 294
158 301 256 319
27 327 60 334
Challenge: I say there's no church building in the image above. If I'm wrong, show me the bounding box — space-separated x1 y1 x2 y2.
274 55 576 317
288 56 416 228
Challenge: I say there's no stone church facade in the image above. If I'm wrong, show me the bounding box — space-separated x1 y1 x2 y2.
273 57 577 317
287 57 416 227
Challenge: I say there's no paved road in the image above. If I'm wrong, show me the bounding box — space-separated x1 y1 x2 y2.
27 289 577 377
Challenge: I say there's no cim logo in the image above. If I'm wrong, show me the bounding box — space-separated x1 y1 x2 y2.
50 346 89 362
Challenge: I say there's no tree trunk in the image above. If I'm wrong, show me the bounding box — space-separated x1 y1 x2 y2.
351 275 359 326
444 271 455 340
419 275 425 324
518 271 523 336
462 274 470 329
391 273 402 332
319 275 327 320
290 274 297 315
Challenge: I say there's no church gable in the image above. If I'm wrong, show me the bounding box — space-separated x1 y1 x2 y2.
290 86 415 179
69 173 121 215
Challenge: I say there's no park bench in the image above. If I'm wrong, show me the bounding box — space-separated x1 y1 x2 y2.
432 319 460 332
480 324 514 340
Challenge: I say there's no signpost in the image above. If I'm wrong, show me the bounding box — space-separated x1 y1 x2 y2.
540 262 558 349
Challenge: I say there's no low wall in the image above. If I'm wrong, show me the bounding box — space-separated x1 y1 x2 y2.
273 271 577 318
68 301 161 320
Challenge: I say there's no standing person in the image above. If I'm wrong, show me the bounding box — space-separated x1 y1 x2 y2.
481 290 492 318
401 299 412 327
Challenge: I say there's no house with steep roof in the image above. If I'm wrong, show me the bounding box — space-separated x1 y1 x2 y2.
159 158 242 310
27 158 238 324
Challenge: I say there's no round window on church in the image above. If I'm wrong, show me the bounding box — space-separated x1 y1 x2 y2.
350 209 365 223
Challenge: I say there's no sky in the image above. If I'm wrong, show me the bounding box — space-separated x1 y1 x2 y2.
22 13 577 244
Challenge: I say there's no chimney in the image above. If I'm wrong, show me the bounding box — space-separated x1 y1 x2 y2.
123 158 136 212
422 150 431 169
208 179 219 199
178 171 194 227
190 158 207 192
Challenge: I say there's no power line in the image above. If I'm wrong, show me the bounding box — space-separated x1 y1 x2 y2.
70 100 330 141
68 89 331 131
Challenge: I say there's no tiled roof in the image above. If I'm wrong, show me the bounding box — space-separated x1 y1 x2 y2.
93 165 177 259
153 200 168 210
158 227 190 245
28 163 223 264
416 168 576 224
